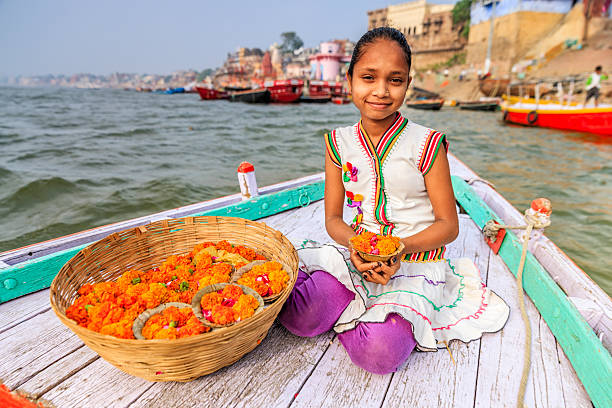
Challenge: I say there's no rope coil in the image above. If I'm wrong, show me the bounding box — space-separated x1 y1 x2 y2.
482 198 552 408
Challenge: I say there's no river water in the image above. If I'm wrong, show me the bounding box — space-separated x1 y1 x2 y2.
1 86 610 295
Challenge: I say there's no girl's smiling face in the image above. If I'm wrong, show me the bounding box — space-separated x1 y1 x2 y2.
348 39 411 127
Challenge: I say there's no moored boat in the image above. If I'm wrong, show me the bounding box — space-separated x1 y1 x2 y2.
502 102 612 136
331 96 351 104
458 99 500 111
195 85 228 100
228 88 270 103
405 98 445 110
264 79 304 103
300 80 335 103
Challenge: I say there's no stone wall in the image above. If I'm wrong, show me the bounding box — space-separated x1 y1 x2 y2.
466 11 566 74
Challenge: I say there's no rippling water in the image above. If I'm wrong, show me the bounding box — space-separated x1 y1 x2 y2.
1 86 610 295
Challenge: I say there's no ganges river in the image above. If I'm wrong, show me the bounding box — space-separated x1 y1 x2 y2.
1 86 610 295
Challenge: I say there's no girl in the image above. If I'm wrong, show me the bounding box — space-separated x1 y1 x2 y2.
278 27 509 375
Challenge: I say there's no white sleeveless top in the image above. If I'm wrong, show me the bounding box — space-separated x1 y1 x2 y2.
325 112 448 261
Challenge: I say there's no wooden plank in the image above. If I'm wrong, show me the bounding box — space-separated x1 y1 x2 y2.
127 325 334 408
452 176 612 408
0 310 84 389
474 251 568 407
382 215 487 408
0 289 50 333
17 346 99 400
39 358 154 408
291 338 391 408
0 181 324 304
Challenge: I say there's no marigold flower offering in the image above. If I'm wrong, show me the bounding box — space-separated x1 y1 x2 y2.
237 261 289 298
199 284 260 325
350 231 401 256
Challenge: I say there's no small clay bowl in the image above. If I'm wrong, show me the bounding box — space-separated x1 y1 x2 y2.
191 283 264 328
354 241 405 263
231 260 293 303
132 302 193 340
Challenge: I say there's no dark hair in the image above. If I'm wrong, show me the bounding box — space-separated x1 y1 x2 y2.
347 27 412 78
595 65 602 71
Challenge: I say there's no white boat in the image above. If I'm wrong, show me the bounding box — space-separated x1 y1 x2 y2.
0 154 610 407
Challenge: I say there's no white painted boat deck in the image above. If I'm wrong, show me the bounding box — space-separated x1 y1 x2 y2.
0 199 592 407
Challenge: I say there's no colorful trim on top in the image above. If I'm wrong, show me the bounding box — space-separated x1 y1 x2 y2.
417 129 448 175
401 246 446 263
324 130 341 168
356 113 408 236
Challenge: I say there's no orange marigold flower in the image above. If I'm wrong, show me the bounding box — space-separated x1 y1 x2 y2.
215 240 233 252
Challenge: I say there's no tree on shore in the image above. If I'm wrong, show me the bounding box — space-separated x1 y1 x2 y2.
452 0 474 39
280 32 304 54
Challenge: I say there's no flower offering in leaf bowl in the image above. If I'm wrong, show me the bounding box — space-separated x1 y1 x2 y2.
350 231 404 262
232 260 291 302
132 302 210 340
191 283 264 328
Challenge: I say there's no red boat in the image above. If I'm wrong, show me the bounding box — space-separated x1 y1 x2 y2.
195 85 227 100
502 103 612 136
264 79 304 103
331 96 351 104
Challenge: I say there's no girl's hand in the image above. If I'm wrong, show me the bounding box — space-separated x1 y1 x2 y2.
350 250 400 285
375 256 401 285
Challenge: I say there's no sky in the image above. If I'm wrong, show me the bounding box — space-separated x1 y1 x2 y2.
0 0 457 77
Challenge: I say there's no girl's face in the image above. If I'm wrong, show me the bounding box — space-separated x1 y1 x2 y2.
348 39 411 125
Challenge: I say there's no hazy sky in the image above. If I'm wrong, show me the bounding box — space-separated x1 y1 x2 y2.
0 0 457 76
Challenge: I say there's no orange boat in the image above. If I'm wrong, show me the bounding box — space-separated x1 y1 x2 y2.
502 102 612 136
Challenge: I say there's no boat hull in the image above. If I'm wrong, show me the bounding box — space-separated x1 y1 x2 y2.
405 99 444 110
229 89 270 103
503 106 612 136
300 95 331 103
195 87 227 100
459 102 499 111
265 80 304 103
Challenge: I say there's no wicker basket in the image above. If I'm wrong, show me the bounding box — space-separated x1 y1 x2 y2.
50 216 298 382
191 283 265 328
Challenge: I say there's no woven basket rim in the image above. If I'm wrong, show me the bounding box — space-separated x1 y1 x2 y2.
191 283 265 328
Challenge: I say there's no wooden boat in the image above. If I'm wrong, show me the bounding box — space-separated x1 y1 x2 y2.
457 99 500 111
299 94 331 103
502 102 612 136
195 85 228 100
405 98 445 110
331 96 351 105
228 88 270 103
264 80 303 103
0 154 610 407
300 80 335 103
